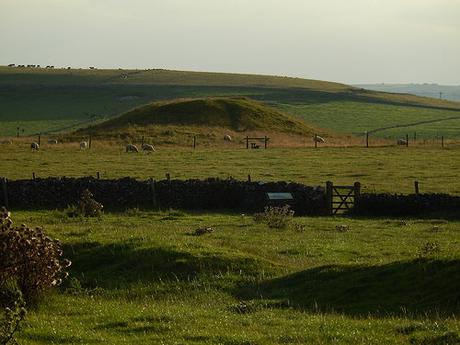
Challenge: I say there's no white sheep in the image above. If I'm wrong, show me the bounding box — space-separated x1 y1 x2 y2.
31 142 40 150
0 140 12 145
224 135 232 142
397 139 407 145
314 135 326 143
126 144 139 153
142 144 155 152
48 139 58 144
80 141 88 150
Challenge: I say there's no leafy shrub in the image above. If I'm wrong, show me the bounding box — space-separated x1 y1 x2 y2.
254 205 294 229
78 189 103 217
0 208 71 302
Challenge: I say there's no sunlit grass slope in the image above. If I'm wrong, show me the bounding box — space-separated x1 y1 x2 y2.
79 97 319 138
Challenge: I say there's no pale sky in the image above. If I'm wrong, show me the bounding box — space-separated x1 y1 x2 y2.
1 0 459 85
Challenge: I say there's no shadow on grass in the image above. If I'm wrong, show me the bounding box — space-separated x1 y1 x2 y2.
63 239 267 290
238 259 460 317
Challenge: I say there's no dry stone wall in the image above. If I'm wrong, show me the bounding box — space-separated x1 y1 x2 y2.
1 177 327 215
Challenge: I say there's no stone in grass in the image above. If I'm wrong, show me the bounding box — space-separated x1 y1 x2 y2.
336 224 350 232
192 227 215 236
431 225 442 232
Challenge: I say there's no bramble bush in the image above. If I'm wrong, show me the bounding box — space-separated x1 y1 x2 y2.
0 207 71 302
254 205 294 229
78 189 103 217
63 189 104 218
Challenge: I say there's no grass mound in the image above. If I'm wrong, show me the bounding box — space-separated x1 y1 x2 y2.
78 97 319 138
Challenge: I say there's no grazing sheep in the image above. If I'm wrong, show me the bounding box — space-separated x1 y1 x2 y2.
48 139 58 144
397 139 407 145
126 144 139 153
314 135 326 143
142 144 155 152
0 140 12 144
80 141 88 150
224 134 232 142
31 142 40 150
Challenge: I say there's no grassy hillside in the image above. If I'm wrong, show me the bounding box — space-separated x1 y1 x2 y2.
2 66 460 138
79 97 319 140
279 101 460 139
10 210 460 344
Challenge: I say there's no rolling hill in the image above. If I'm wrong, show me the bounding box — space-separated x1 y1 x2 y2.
1 66 460 139
76 97 323 144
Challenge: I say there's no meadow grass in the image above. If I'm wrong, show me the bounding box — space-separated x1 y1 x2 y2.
278 101 460 139
2 66 460 139
8 210 460 344
0 143 459 194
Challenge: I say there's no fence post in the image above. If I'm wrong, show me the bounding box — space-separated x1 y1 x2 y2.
326 181 333 215
414 132 417 143
1 177 8 209
441 136 444 148
96 172 100 179
149 178 158 209
89 135 92 149
193 136 196 149
38 134 41 146
246 136 249 149
166 173 172 210
366 132 369 148
141 136 145 146
353 182 361 201
247 174 251 182
314 134 318 149
406 134 409 147
32 172 36 180
264 136 268 149
414 181 419 195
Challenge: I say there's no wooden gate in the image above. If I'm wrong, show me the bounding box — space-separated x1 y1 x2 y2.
326 181 361 215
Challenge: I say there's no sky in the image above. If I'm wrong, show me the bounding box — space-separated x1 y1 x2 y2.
0 0 459 85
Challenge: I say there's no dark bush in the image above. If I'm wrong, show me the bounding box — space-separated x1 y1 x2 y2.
78 189 103 217
0 208 71 302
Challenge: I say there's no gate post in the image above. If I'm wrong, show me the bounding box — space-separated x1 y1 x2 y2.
353 181 361 202
326 181 333 215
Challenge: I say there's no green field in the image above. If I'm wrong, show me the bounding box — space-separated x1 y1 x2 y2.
1 144 459 195
2 67 460 344
2 66 460 139
279 102 460 139
8 210 460 344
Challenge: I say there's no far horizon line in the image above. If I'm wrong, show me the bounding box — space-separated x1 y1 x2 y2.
1 64 459 87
